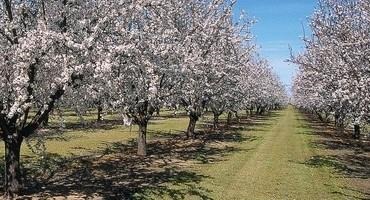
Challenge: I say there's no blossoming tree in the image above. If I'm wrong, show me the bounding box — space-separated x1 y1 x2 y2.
0 0 112 196
292 0 370 139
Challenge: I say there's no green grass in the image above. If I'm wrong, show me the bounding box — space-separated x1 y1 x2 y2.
1 107 367 199
152 107 366 200
0 111 190 156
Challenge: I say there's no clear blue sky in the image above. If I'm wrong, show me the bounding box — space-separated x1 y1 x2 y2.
234 0 316 88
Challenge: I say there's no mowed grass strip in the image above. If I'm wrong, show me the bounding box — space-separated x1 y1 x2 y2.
0 108 367 199
157 107 366 200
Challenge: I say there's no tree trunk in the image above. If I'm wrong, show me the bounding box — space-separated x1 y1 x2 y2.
324 112 329 123
256 106 261 115
315 110 324 122
156 108 160 116
213 113 220 129
334 113 339 126
234 111 240 123
137 120 148 156
97 105 103 122
187 114 198 139
353 124 360 139
226 112 232 127
42 113 49 127
4 135 23 198
259 108 263 115
249 107 253 116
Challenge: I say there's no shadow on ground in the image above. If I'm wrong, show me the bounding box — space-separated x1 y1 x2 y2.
0 112 275 199
298 113 370 199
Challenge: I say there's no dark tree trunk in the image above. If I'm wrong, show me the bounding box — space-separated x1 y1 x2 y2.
213 113 220 129
324 112 330 123
233 111 240 123
259 107 266 115
256 106 261 115
42 113 49 127
353 124 360 139
334 113 339 126
187 114 198 139
234 111 239 119
97 105 103 122
226 112 232 127
156 108 160 116
137 120 148 156
249 107 253 116
315 110 324 122
4 135 23 198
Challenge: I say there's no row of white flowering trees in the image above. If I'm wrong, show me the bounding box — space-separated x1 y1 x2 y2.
292 0 370 139
0 0 286 197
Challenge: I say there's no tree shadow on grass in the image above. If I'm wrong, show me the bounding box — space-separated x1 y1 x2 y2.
57 119 126 131
0 110 276 199
198 111 281 134
298 113 370 199
304 155 353 176
1 127 259 199
334 185 370 200
147 132 257 164
151 113 189 120
304 154 370 180
34 164 212 200
0 142 215 199
330 190 370 200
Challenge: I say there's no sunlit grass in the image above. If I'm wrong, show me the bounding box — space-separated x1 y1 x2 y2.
0 110 190 157
150 108 366 200
0 108 367 199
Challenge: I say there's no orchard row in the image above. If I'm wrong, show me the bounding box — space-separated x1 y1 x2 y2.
0 0 287 197
292 0 370 139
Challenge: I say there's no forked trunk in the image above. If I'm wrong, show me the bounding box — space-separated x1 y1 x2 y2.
137 120 148 156
4 135 23 198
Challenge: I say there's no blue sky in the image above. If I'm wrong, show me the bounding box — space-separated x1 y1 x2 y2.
234 0 316 88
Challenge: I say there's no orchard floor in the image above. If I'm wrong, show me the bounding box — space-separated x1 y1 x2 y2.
1 108 370 199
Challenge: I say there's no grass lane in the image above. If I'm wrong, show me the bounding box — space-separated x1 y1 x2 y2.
0 108 367 199
169 107 364 200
